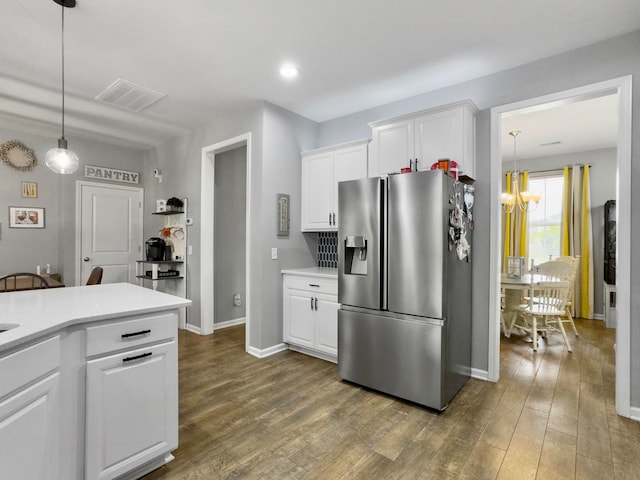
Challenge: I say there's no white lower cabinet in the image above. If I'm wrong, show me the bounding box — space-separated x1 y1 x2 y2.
0 336 61 480
283 273 338 362
85 313 178 480
314 295 339 357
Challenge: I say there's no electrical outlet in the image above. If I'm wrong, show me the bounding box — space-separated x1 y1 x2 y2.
271 247 278 260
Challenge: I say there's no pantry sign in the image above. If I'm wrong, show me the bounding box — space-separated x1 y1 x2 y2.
84 165 140 184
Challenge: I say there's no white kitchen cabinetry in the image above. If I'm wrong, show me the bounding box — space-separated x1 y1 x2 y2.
0 336 61 480
301 140 368 231
283 271 338 362
368 100 478 179
85 312 178 480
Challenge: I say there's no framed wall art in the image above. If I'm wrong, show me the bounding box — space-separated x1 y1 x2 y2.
9 206 45 229
277 193 290 236
22 181 38 198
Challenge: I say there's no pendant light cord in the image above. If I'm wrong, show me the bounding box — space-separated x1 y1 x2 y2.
61 4 66 140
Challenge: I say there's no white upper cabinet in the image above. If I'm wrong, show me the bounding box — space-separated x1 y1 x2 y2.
301 139 368 232
368 100 478 179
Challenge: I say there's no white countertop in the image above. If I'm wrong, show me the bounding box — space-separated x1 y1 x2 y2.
281 267 338 279
0 283 191 354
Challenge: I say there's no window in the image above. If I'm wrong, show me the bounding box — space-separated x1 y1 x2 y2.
528 174 564 266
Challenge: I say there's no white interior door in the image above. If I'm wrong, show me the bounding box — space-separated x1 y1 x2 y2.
78 182 143 285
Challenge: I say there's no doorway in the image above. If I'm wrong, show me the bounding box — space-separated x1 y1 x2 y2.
214 146 247 329
488 76 632 417
76 181 144 285
200 133 252 352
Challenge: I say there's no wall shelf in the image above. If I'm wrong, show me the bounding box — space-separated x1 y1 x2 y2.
139 199 189 328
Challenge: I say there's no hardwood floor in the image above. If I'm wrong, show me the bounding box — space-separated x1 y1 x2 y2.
144 319 640 480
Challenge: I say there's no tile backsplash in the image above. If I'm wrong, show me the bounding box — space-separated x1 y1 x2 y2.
318 232 338 268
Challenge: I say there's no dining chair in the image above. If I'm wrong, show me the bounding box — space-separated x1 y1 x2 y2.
0 272 50 291
554 255 581 336
532 259 573 280
86 267 104 285
511 279 572 352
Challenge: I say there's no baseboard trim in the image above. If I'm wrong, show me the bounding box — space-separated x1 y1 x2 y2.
214 317 246 330
247 343 288 359
630 406 640 422
183 323 203 335
592 313 605 321
287 344 337 364
471 368 490 382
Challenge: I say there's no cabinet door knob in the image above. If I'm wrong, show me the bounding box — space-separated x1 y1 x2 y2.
314 297 318 310
310 297 314 311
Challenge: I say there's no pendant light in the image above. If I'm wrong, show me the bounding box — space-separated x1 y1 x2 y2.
45 0 79 175
501 130 541 213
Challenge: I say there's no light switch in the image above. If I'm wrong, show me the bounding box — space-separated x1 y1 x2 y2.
271 248 278 260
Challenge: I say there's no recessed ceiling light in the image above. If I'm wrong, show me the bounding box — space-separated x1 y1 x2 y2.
279 64 299 79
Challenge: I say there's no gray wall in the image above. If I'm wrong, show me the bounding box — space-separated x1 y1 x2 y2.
316 30 640 405
144 101 318 349
0 128 145 284
214 146 247 324
518 148 617 316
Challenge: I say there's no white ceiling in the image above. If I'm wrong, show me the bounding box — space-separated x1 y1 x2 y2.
502 93 620 161
1 0 639 150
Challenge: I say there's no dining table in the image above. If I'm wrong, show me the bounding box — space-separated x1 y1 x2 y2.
0 274 65 293
500 273 559 337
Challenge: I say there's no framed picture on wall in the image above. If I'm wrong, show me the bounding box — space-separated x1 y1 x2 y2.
277 193 290 236
9 206 45 229
22 181 38 198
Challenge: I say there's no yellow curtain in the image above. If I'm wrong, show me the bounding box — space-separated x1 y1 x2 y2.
581 166 594 318
518 172 529 257
502 172 512 272
502 171 529 271
560 165 593 319
561 167 571 255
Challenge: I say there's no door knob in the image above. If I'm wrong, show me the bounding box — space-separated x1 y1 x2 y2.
83 257 90 262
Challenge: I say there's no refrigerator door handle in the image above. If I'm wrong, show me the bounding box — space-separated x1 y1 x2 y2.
382 177 388 311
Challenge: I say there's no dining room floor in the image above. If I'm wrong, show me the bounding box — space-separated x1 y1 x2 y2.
143 318 640 480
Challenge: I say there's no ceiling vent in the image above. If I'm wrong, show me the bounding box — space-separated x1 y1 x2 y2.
95 78 166 112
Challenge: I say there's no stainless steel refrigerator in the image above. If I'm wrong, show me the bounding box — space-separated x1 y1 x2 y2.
338 169 472 410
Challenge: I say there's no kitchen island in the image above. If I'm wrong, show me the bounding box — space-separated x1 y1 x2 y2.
0 283 191 480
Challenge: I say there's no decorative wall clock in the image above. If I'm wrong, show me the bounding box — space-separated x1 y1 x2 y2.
0 140 38 171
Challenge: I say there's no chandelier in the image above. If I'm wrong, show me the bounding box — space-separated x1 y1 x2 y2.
44 0 80 175
501 130 541 213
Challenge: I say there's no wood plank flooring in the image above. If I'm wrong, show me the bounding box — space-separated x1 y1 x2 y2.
144 319 640 479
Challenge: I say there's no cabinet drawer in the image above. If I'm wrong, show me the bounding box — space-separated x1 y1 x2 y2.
0 336 60 399
283 275 337 295
86 312 177 357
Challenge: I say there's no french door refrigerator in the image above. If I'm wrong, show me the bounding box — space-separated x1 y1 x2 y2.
338 169 472 410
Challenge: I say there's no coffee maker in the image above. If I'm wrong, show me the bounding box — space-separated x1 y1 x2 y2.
146 237 166 261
